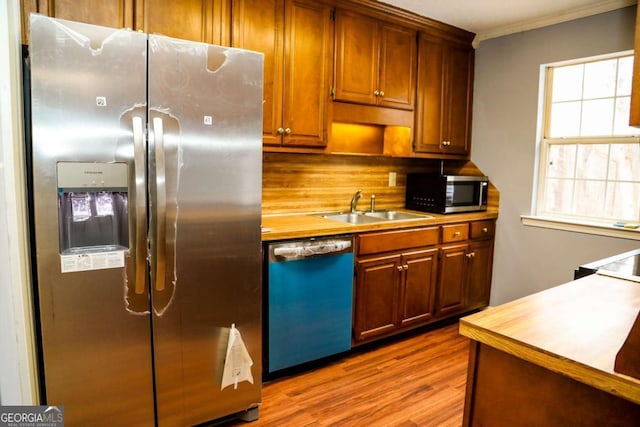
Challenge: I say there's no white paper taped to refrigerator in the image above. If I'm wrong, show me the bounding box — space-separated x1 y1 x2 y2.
272 240 352 259
221 324 254 390
60 251 125 273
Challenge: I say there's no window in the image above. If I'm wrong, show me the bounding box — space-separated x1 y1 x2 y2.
533 52 640 232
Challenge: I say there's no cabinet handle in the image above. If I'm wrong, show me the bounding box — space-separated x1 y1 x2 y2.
277 127 285 134
453 231 461 237
397 265 403 272
285 128 292 135
374 90 380 96
403 264 408 270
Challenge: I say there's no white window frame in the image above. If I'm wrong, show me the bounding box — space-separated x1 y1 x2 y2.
522 50 640 241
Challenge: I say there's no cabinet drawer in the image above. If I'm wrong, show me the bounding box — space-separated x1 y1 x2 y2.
441 223 469 243
358 227 439 255
470 220 495 239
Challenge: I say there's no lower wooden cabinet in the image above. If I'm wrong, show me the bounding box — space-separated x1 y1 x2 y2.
354 253 401 341
353 220 495 345
465 239 494 310
400 249 439 327
436 243 468 317
354 247 438 342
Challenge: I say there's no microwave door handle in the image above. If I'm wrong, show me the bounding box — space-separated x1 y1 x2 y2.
152 117 167 293
479 181 486 207
132 116 147 295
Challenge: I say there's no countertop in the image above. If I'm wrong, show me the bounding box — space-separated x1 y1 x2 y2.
261 208 499 241
459 273 640 404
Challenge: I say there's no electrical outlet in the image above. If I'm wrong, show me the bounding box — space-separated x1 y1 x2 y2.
388 172 396 187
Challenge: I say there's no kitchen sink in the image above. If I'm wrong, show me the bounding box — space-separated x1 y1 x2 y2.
364 210 432 221
319 212 385 224
315 210 432 224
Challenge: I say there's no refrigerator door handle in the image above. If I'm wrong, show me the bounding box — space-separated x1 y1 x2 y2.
153 117 167 292
132 116 148 295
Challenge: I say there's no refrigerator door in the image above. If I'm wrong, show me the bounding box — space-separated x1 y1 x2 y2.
30 16 154 426
147 35 264 425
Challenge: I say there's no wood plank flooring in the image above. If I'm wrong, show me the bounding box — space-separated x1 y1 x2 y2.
227 321 470 426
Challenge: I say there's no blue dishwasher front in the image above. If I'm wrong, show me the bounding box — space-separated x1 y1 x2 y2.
266 236 354 374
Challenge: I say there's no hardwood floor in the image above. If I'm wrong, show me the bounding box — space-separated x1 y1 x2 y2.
228 321 470 426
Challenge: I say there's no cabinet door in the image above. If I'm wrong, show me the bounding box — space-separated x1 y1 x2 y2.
23 1 230 46
399 248 438 327
442 43 473 155
333 10 379 106
465 239 493 310
281 0 332 147
31 0 133 29
231 0 284 145
414 34 473 157
354 254 401 342
437 243 468 316
143 0 230 44
414 34 444 153
378 23 416 110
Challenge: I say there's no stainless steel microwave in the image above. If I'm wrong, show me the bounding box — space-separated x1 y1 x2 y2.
405 174 489 214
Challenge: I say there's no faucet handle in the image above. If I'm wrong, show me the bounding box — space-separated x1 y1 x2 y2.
370 194 376 212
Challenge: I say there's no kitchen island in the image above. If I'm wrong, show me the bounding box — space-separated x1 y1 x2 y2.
459 273 640 426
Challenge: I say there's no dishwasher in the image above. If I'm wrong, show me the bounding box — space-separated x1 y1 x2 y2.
265 236 354 375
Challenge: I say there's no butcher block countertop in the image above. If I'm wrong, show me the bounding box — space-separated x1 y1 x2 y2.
261 208 499 241
459 273 640 404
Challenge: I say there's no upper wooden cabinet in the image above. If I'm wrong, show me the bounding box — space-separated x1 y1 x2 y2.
21 0 477 158
334 9 417 110
21 0 134 44
21 0 230 45
232 0 332 147
142 0 230 45
414 33 474 158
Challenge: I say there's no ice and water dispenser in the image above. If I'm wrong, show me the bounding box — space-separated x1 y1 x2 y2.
57 162 129 255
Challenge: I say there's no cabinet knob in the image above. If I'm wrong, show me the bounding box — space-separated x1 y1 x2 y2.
466 252 475 259
442 140 451 147
397 265 403 272
285 128 292 135
453 231 461 237
277 127 285 134
403 264 409 270
374 90 380 96
482 227 488 233
379 91 384 97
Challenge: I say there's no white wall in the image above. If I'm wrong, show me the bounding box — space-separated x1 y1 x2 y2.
472 6 639 305
0 0 39 405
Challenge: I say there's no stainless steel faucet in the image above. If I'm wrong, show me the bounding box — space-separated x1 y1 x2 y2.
350 189 363 212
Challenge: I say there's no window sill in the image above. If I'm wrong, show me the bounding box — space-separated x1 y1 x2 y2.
521 215 640 241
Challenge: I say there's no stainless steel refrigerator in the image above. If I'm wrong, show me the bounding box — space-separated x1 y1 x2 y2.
29 15 263 426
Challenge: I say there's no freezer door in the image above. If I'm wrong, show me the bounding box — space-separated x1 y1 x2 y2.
29 16 154 426
147 35 264 426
